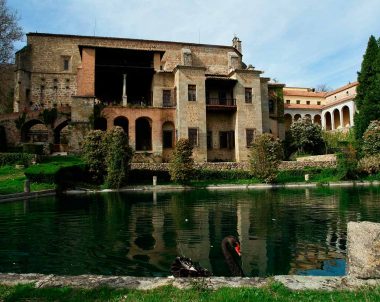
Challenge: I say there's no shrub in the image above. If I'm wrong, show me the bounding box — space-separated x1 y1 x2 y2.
362 120 380 156
81 130 107 183
289 117 324 154
250 133 283 183
358 155 380 175
169 138 194 184
0 152 35 166
336 143 358 180
22 143 46 155
104 127 134 189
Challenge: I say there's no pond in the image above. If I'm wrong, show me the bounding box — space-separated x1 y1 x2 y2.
0 186 379 277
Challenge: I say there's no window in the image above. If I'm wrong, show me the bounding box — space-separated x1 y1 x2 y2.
188 85 196 101
188 128 198 147
62 56 71 71
219 131 235 149
245 88 252 103
306 101 310 105
163 90 171 107
269 99 275 114
219 91 227 105
163 130 173 148
207 131 213 149
286 100 290 104
296 100 300 104
317 101 321 105
246 129 255 147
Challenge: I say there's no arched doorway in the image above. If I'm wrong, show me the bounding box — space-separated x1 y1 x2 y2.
284 114 292 131
114 116 129 135
314 114 321 126
21 119 48 143
94 117 107 131
294 114 301 121
162 121 175 149
342 106 350 127
305 114 311 121
136 117 152 151
53 120 70 152
333 109 340 129
325 112 332 130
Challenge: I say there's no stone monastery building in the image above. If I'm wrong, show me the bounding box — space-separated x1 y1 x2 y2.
12 33 285 162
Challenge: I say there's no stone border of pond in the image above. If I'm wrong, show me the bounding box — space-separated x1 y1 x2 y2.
0 273 380 291
64 180 380 195
0 189 56 203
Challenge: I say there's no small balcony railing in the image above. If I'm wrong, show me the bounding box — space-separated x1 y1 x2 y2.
206 98 236 106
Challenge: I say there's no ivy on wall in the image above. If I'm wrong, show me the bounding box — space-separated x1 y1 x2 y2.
268 87 285 123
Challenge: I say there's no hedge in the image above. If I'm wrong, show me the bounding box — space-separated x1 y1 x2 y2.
0 153 35 167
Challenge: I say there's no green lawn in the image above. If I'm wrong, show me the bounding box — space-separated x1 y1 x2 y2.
0 165 55 195
0 283 380 302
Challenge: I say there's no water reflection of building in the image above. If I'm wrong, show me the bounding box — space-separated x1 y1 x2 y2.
119 188 358 276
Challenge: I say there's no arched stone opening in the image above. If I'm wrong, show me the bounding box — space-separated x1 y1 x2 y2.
114 116 129 135
294 114 301 121
305 114 311 121
314 114 321 126
21 119 47 143
94 117 107 131
333 109 341 129
54 119 70 144
284 114 292 131
162 121 175 149
342 106 350 127
325 112 332 130
136 117 152 151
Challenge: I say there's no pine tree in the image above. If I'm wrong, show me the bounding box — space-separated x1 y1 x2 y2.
355 35 380 139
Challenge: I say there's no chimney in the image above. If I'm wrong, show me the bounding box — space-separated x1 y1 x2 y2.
232 36 242 53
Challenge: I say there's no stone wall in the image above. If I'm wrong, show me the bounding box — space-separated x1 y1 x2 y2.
131 160 336 171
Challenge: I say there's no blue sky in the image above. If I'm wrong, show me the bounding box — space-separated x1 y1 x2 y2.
7 0 380 89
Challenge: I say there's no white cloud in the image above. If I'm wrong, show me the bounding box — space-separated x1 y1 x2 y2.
8 0 380 88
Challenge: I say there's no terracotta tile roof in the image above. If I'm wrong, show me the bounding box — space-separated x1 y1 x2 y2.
283 90 326 98
322 95 356 109
325 81 358 97
284 104 323 110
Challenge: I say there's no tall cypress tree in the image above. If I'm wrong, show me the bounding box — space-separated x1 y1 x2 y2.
355 35 380 139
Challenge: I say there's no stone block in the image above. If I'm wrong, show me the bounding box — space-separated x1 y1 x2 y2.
347 221 380 279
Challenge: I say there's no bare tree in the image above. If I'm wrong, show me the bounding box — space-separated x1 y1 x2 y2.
0 0 23 64
315 84 332 92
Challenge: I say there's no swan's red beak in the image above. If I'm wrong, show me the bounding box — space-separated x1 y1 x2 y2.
235 244 241 256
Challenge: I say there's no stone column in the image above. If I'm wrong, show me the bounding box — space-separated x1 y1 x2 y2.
331 112 335 130
350 104 355 127
339 109 344 128
322 113 326 130
122 74 127 106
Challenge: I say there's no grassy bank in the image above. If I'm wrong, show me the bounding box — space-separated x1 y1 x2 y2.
1 283 380 302
0 165 54 195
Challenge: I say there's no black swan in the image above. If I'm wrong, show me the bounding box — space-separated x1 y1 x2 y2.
171 235 244 277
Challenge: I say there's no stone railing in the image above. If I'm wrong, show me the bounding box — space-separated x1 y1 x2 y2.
131 160 337 172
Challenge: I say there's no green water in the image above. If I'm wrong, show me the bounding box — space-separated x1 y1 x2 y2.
0 186 379 277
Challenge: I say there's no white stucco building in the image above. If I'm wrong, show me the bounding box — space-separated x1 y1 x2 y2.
283 82 357 132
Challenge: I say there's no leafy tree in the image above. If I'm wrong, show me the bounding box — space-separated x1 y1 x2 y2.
289 117 324 154
362 120 380 156
82 130 106 183
0 0 23 64
104 126 134 189
315 84 332 92
169 138 194 184
250 133 283 183
354 35 380 139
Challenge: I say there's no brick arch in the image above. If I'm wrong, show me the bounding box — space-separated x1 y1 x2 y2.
113 116 129 134
54 119 70 144
135 117 152 151
21 119 47 142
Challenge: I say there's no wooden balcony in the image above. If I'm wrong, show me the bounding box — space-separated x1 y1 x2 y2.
206 98 237 111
